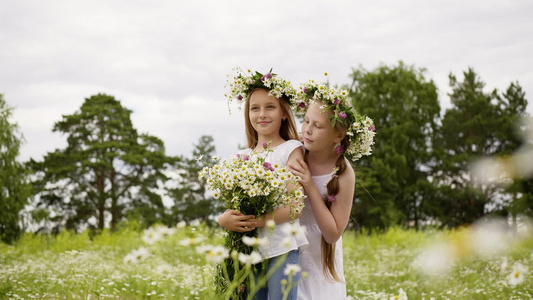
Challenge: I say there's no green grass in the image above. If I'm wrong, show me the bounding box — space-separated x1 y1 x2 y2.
1 223 531 299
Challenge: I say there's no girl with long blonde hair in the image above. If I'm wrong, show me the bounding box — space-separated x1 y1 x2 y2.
218 68 308 300
289 80 376 299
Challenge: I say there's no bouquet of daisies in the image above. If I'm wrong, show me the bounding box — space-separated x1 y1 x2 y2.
198 144 305 298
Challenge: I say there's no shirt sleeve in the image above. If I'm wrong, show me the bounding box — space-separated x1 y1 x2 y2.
283 140 305 163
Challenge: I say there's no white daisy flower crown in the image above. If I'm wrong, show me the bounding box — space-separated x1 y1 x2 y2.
225 67 298 112
295 78 376 160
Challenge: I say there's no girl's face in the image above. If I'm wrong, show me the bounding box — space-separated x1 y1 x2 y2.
248 89 287 138
302 101 343 153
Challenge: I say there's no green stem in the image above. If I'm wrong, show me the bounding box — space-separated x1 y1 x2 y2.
282 274 294 300
224 266 250 300
222 260 230 284
246 252 288 300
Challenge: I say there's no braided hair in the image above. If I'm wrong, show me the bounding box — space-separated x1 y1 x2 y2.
321 118 351 283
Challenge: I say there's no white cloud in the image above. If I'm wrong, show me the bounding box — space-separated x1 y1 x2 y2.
2 0 532 162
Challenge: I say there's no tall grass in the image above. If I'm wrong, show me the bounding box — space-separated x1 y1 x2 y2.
1 223 531 299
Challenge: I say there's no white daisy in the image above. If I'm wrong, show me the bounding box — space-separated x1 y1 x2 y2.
179 236 204 246
123 247 150 264
283 264 302 276
508 262 528 286
142 227 162 245
242 236 269 247
281 222 306 236
238 251 263 265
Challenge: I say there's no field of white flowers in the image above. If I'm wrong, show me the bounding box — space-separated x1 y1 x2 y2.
1 220 532 299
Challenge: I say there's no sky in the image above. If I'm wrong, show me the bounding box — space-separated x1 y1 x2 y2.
2 0 533 163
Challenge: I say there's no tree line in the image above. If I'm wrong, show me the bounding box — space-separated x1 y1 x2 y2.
1 62 531 244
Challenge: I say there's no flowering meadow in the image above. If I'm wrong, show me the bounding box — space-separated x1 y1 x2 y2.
1 221 532 299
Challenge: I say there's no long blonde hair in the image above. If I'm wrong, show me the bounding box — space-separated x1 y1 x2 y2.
321 108 352 283
244 88 299 148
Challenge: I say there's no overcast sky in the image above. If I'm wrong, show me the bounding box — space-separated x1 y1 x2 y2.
2 1 533 162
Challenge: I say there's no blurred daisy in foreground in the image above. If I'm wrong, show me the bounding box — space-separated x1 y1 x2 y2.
238 251 263 265
123 247 150 264
190 219 201 227
413 241 456 276
284 264 301 277
413 215 532 279
242 236 268 247
196 245 229 263
390 288 408 300
500 257 509 273
179 236 204 246
281 222 306 236
142 226 162 245
266 219 276 229
507 262 528 286
470 218 511 258
156 225 176 237
471 116 533 186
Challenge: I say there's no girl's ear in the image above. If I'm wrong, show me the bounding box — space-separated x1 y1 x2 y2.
334 130 346 144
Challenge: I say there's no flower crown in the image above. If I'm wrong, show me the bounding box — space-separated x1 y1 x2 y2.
225 67 297 112
295 79 376 160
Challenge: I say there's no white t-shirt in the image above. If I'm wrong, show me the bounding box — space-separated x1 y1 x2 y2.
237 139 309 259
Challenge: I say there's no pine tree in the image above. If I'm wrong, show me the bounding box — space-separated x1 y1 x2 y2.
29 94 178 232
0 94 31 243
432 69 528 227
168 135 223 224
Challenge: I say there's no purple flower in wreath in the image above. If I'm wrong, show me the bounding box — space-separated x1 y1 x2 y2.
334 99 342 106
299 102 306 109
261 73 273 81
263 162 275 171
237 95 243 101
369 125 376 131
335 145 344 154
262 141 268 148
338 112 347 119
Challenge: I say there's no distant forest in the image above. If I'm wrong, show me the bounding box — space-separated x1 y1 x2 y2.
1 62 531 244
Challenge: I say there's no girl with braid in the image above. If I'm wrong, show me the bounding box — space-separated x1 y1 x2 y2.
288 80 376 299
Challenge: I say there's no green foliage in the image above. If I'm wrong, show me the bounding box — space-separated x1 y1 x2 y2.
348 62 441 229
0 94 31 244
168 135 222 224
0 222 223 299
1 225 532 299
499 85 532 219
343 226 533 299
29 94 179 232
432 69 529 227
1 64 529 237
